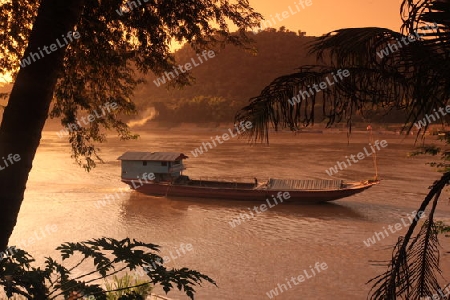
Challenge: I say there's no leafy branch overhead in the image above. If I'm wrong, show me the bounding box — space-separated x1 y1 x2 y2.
0 0 262 170
408 132 450 172
0 237 216 299
235 0 450 143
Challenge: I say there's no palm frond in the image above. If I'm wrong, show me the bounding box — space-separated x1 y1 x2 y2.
236 20 450 142
407 220 442 298
312 27 405 67
368 172 450 300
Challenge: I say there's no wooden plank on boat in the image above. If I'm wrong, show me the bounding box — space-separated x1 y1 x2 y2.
267 178 343 190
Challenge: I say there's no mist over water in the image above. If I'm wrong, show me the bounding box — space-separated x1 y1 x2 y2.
10 129 450 299
127 107 157 128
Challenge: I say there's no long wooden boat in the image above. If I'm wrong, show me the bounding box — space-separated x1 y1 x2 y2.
121 176 378 203
118 151 378 203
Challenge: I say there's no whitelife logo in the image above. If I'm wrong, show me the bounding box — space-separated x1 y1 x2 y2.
421 285 450 300
56 102 118 138
94 172 156 208
363 210 425 247
325 140 388 176
288 69 350 106
266 262 328 299
116 0 147 16
190 121 253 157
134 243 194 276
228 192 291 228
0 246 17 262
20 31 81 68
153 50 216 87
0 153 21 171
376 23 438 59
14 224 58 250
414 105 450 130
252 0 313 34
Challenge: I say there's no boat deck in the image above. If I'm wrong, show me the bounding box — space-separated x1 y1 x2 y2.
184 180 255 189
267 178 344 190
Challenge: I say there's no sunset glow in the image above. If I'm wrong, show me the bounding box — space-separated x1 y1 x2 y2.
250 0 403 36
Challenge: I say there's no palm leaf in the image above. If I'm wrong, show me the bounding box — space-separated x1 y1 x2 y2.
368 172 450 299
236 0 450 142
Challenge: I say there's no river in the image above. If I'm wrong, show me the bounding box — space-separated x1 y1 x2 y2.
8 127 450 299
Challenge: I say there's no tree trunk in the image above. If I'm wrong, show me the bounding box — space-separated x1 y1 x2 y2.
0 0 85 251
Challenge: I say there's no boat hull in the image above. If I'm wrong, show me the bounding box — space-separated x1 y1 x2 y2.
122 179 377 203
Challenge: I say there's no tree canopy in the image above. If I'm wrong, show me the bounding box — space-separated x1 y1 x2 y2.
0 0 262 169
0 0 261 255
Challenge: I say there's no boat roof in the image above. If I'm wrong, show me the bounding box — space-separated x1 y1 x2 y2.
267 178 343 190
118 152 188 162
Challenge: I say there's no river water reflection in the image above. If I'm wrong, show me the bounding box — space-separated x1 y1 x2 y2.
9 129 450 299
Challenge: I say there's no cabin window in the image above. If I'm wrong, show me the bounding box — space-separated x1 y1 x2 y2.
143 161 147 166
161 161 167 166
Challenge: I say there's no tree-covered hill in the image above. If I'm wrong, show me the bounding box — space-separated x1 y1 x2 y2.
0 29 407 126
133 29 319 124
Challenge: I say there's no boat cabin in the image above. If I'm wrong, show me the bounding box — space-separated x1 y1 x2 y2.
118 152 188 182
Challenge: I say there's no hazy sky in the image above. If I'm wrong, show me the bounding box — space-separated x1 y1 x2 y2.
250 0 404 36
0 0 405 86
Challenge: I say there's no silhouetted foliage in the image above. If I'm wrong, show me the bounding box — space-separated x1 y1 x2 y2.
0 0 262 251
235 1 449 143
0 238 215 300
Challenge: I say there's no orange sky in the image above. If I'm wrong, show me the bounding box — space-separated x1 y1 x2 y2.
0 0 405 86
249 0 404 36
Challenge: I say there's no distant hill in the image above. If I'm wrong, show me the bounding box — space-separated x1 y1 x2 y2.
133 29 319 124
1 29 408 127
